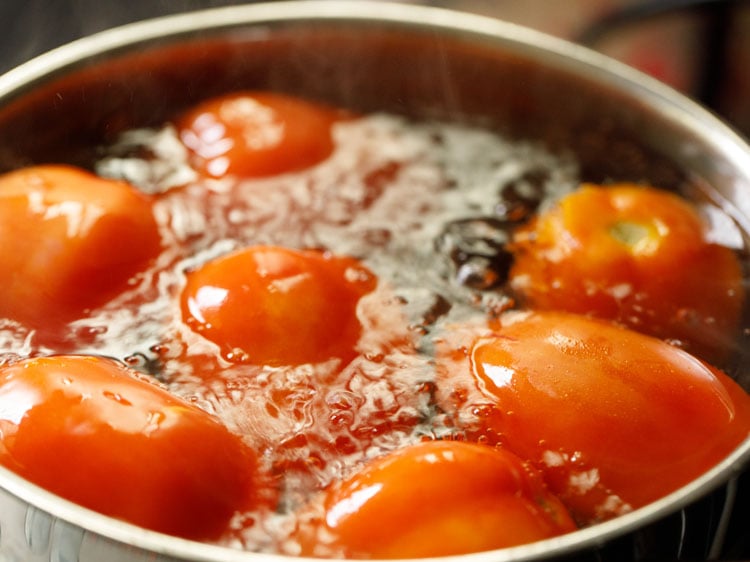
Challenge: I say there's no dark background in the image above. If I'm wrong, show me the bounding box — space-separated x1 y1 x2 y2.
0 0 251 74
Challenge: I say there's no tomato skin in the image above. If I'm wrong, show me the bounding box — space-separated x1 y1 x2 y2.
180 245 376 366
0 355 263 540
295 440 576 559
509 184 744 364
177 91 346 178
0 165 162 331
436 311 750 523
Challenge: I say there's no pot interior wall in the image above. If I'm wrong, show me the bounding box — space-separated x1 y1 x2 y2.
0 22 689 190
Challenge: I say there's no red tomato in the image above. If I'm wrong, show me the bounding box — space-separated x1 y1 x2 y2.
177 91 347 178
0 355 264 540
435 311 750 524
0 165 162 331
509 184 744 364
295 440 576 558
180 245 376 366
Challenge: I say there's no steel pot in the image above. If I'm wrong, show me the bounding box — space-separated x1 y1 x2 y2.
0 2 748 561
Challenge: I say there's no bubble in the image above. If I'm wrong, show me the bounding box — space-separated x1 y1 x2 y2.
396 288 452 329
496 169 549 221
102 390 132 406
436 217 515 288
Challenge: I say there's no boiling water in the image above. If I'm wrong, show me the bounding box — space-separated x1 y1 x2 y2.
2 112 746 553
98 113 581 551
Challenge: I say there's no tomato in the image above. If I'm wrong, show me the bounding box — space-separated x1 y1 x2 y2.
180 245 377 366
177 91 347 178
294 440 576 558
172 271 426 485
0 355 265 540
509 184 744 364
435 311 750 524
0 164 162 332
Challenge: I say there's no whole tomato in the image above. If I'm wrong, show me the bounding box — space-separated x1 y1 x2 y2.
294 439 576 558
174 263 425 484
180 245 376 366
177 91 348 178
0 355 265 540
509 184 744 364
435 311 750 524
0 164 162 333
